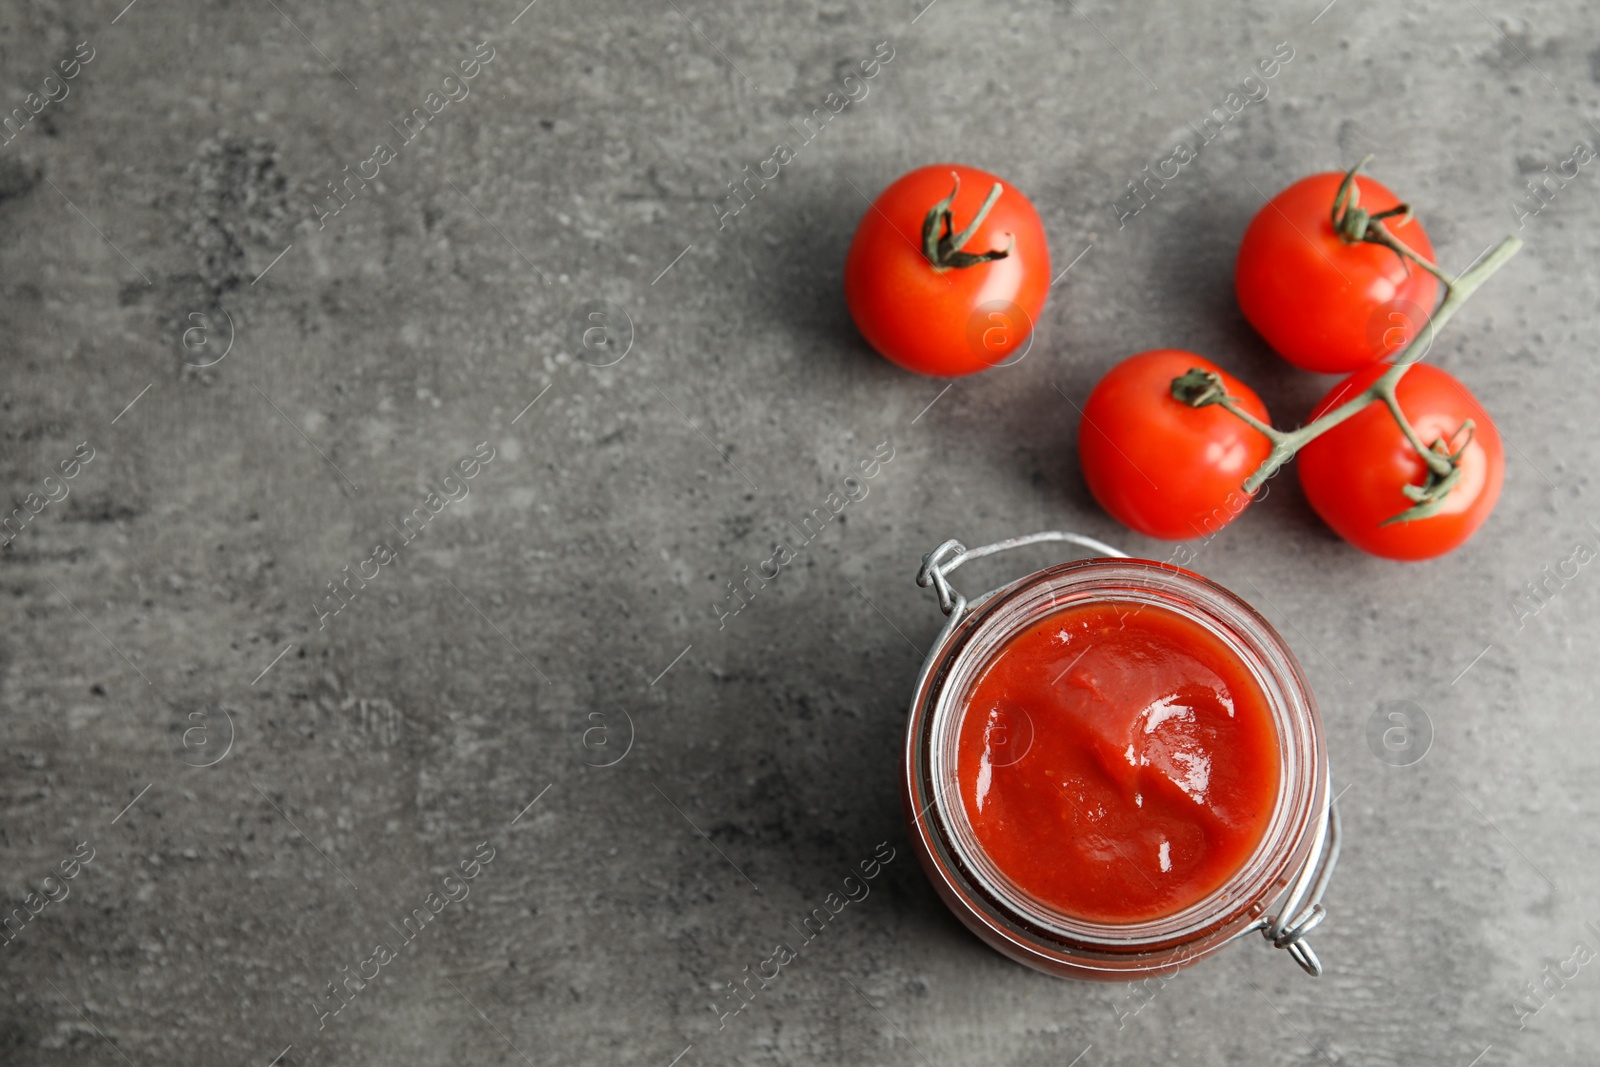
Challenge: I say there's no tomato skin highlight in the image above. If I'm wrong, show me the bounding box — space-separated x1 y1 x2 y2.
1297 363 1504 561
1236 172 1440 375
1078 350 1273 541
844 164 1050 377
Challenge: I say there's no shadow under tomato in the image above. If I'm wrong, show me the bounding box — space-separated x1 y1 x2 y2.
719 177 880 371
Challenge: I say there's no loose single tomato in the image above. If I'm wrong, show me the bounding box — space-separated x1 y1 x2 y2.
1236 171 1440 374
1297 363 1503 560
1078 350 1272 541
844 164 1050 377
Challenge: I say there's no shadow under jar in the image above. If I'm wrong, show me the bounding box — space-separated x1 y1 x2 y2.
903 533 1339 980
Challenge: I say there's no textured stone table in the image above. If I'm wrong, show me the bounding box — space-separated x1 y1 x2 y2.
2 0 1597 1063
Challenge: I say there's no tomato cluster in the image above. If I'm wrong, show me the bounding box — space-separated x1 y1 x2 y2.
843 163 1507 561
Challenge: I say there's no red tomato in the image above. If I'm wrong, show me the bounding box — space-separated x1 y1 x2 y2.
1236 172 1440 374
1078 350 1272 541
1297 363 1503 561
844 164 1050 377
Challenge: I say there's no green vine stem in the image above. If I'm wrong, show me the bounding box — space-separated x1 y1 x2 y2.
1330 156 1453 286
922 173 1014 269
1172 160 1523 519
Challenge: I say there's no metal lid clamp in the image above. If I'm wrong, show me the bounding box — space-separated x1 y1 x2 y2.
913 531 1341 978
1249 794 1341 976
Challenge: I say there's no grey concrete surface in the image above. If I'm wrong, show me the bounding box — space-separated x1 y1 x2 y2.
2 0 1598 1063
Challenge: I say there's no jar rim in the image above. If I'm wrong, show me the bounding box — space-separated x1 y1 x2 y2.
905 557 1328 972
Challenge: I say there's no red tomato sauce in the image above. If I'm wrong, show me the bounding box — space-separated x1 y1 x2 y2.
956 600 1280 924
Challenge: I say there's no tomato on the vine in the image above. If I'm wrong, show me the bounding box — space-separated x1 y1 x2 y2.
1236 171 1439 375
1078 350 1272 541
1297 363 1503 561
844 164 1050 377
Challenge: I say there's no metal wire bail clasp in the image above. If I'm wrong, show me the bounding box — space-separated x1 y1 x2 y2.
916 539 970 616
1253 797 1342 977
917 531 1130 620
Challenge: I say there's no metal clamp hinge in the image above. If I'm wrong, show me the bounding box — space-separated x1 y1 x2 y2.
1251 797 1342 977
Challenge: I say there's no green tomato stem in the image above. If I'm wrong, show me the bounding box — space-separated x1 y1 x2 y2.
921 173 1013 270
1363 217 1455 286
1210 395 1280 441
1377 384 1450 477
1332 155 1454 285
947 182 1004 257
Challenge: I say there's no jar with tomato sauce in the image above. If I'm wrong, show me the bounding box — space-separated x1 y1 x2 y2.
903 532 1339 980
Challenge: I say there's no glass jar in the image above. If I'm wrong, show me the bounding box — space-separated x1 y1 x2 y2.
903 532 1339 980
